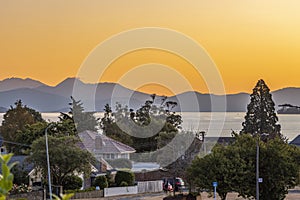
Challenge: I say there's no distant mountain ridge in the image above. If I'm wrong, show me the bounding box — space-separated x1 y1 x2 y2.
0 77 299 113
0 77 45 92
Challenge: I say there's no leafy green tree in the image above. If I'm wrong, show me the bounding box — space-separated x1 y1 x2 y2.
0 100 44 154
115 170 135 186
60 96 98 133
100 103 133 146
100 95 182 152
92 176 108 189
15 122 48 154
232 134 300 200
188 134 300 200
187 144 236 200
257 138 300 199
241 79 282 140
62 175 83 190
29 135 95 186
18 119 80 155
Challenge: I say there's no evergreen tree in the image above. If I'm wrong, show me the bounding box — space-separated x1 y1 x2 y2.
0 100 44 154
241 79 282 140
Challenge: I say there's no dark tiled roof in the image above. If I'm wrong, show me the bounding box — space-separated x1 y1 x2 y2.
289 135 300 146
0 155 34 174
79 130 135 154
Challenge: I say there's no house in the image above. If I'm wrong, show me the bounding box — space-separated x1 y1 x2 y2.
78 130 136 161
289 135 300 147
0 155 41 188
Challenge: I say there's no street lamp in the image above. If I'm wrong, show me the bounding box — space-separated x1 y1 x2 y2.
45 124 53 200
256 133 268 200
256 136 259 200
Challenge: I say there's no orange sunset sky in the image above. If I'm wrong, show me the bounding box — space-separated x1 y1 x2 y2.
1 0 300 95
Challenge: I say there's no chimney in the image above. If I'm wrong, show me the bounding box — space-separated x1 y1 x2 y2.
95 134 103 150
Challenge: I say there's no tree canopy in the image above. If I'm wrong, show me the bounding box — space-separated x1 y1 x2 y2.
0 100 44 154
29 135 95 186
241 79 282 140
59 96 98 133
187 134 300 200
100 95 182 153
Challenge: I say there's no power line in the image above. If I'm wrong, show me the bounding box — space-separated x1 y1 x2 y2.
0 139 30 147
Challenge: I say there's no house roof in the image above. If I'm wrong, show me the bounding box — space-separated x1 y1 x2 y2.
0 155 34 174
78 130 136 154
289 135 300 147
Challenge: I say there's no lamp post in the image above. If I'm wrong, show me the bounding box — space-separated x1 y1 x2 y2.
45 124 53 200
256 133 268 200
256 137 259 200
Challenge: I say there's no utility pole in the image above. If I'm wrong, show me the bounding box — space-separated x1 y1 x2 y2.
256 137 259 200
199 131 206 154
45 124 53 200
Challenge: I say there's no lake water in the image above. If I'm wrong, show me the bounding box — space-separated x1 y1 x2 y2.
0 112 299 141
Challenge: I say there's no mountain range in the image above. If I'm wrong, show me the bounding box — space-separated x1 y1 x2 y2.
0 77 300 113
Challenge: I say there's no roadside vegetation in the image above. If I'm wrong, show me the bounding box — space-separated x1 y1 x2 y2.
0 79 300 200
187 80 300 200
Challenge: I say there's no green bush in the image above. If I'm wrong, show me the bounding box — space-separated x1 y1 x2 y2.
62 175 82 190
11 166 29 185
115 171 135 186
105 173 115 187
92 176 108 189
120 181 128 187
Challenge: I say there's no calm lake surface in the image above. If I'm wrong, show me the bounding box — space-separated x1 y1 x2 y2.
0 112 299 141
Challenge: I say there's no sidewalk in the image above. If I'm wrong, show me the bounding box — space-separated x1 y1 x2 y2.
74 187 300 200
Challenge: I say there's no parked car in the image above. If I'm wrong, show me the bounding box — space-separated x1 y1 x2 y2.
163 181 173 192
163 177 185 192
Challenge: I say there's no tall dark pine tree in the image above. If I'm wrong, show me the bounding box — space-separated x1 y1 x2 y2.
240 79 282 140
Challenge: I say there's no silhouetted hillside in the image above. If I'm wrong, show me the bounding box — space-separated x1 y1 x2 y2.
0 77 45 92
0 77 299 112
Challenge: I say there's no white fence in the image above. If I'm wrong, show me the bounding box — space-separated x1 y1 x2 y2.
103 180 163 197
137 180 163 193
104 186 138 197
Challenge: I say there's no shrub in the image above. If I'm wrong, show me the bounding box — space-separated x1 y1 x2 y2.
115 171 135 186
120 181 128 187
105 173 115 187
62 175 82 190
11 166 29 185
92 176 108 189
